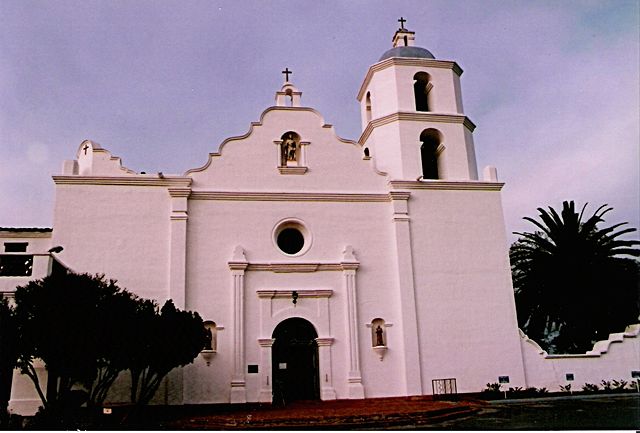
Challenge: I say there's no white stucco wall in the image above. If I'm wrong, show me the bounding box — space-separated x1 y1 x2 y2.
520 325 640 391
50 184 173 300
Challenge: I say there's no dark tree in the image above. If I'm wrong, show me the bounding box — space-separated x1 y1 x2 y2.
11 271 207 423
510 201 639 353
127 300 207 407
13 273 124 409
0 298 18 425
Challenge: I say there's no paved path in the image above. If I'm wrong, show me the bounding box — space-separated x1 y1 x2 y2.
157 396 480 429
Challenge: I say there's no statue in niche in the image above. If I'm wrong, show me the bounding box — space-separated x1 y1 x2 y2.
281 133 298 165
203 327 213 351
375 325 384 346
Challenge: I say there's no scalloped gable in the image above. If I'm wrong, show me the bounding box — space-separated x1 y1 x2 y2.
186 106 388 192
76 140 136 176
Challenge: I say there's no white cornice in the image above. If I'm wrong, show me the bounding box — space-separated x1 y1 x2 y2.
52 176 192 188
190 191 390 203
390 180 504 191
357 58 463 101
359 112 476 144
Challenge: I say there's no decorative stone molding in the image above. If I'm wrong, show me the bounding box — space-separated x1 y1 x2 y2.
389 180 504 191
200 350 216 366
257 289 333 299
315 337 335 346
257 338 275 347
373 345 388 361
358 112 476 144
168 187 191 198
190 191 389 203
246 263 361 272
52 176 192 187
357 58 463 101
277 166 308 175
228 246 249 271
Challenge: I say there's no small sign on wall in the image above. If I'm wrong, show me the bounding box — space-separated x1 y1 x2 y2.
632 371 640 378
498 376 510 384
248 365 259 374
279 363 287 370
565 373 574 381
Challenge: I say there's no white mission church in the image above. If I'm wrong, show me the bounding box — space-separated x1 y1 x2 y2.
2 23 638 414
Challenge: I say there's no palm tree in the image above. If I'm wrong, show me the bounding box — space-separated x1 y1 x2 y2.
510 201 639 354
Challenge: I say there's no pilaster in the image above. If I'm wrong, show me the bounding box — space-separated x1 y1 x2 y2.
389 191 423 395
257 338 274 403
168 187 190 309
316 337 337 400
341 245 365 399
229 246 248 403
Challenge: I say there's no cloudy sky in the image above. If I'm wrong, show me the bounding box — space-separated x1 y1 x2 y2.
1 0 638 243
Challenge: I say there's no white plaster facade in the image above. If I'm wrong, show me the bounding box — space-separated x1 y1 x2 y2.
2 27 638 415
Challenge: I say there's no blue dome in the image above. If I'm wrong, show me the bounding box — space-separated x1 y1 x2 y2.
378 46 435 61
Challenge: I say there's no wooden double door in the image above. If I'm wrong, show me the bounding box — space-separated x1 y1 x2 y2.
271 317 320 403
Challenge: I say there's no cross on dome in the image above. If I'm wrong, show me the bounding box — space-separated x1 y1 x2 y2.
398 16 407 30
282 67 292 83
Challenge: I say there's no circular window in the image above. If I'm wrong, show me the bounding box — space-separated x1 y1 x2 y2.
277 228 304 254
273 219 311 256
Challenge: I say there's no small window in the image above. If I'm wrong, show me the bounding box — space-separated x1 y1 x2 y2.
4 242 28 253
364 147 370 158
365 92 372 123
0 255 33 276
565 373 574 381
247 365 259 374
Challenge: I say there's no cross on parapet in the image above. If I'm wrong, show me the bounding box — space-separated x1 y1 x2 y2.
398 17 407 30
282 67 292 82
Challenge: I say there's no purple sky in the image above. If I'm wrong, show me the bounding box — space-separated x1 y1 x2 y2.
1 1 638 243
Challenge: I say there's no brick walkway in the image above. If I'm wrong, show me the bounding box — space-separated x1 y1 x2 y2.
158 396 482 429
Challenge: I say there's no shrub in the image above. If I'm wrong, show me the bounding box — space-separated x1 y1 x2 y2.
612 379 628 391
582 383 600 393
559 384 572 393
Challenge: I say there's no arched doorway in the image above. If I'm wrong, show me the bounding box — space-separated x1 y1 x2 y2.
272 317 320 403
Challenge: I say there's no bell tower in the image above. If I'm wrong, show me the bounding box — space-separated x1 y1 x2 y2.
358 19 478 181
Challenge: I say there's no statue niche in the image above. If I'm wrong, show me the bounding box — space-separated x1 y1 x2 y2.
280 131 300 167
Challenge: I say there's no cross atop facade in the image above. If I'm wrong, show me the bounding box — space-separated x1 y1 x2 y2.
83 144 89 155
282 67 292 82
398 17 407 30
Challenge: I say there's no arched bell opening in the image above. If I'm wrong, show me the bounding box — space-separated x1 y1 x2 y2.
365 91 372 123
420 128 443 180
413 71 433 112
